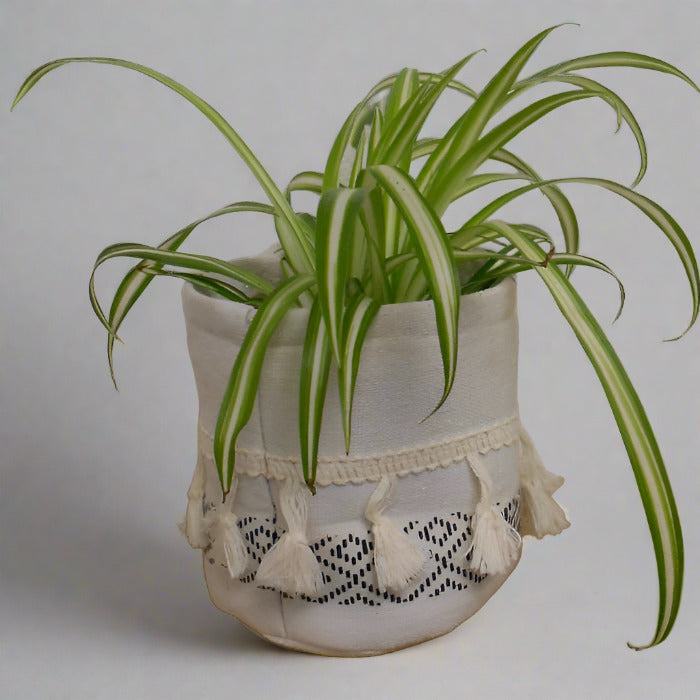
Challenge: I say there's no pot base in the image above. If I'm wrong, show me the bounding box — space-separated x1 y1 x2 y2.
203 545 521 657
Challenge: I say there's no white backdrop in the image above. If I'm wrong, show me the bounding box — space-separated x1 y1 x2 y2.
1 1 699 698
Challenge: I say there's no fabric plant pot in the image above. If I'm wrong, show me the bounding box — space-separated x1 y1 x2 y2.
180 250 567 657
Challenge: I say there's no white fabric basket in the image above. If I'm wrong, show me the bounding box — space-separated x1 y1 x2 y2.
180 251 565 656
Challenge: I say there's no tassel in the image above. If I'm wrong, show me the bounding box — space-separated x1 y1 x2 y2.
255 476 323 597
518 427 570 539
209 476 249 579
466 452 521 576
179 456 210 549
365 475 424 595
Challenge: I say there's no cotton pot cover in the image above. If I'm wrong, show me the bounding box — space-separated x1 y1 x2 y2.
180 251 565 656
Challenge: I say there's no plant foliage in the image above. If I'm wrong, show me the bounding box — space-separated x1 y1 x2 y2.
13 26 698 649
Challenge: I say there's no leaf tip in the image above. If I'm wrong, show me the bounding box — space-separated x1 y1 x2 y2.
627 639 652 652
10 89 24 112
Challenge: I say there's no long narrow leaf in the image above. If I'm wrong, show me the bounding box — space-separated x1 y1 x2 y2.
214 274 315 493
371 52 482 167
315 188 368 362
464 177 699 335
507 73 647 187
286 170 323 198
299 299 333 492
384 68 420 123
418 24 570 203
12 57 314 273
137 266 263 305
358 188 391 303
517 51 699 92
339 292 380 453
371 164 459 412
490 149 579 265
478 220 682 649
99 201 274 384
93 243 274 294
437 89 601 212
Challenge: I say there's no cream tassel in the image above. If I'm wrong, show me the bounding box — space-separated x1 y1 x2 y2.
209 475 249 579
255 477 323 597
466 452 522 576
365 475 424 594
179 456 210 549
518 426 570 539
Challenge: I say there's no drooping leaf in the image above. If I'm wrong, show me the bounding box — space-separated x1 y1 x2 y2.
489 148 579 269
463 177 699 336
99 201 274 385
90 242 274 373
299 299 333 492
137 266 263 306
476 219 683 649
286 171 324 198
506 73 648 187
371 164 459 412
437 89 602 212
12 57 314 273
214 274 316 493
517 51 699 93
315 188 368 362
339 291 380 453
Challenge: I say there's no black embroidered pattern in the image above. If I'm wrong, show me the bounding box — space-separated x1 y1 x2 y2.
209 495 520 605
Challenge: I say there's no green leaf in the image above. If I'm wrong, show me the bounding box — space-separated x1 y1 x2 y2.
507 73 648 187
438 89 601 211
417 72 478 99
12 57 314 273
371 52 482 167
349 124 370 187
455 240 626 321
490 148 579 269
560 178 698 336
286 171 323 198
384 68 420 123
367 107 384 160
357 188 391 303
137 266 263 306
92 243 274 294
465 177 698 336
299 299 333 492
418 24 571 205
477 220 683 649
315 188 368 362
339 292 380 453
99 201 274 385
517 51 699 93
370 164 459 412
214 274 316 493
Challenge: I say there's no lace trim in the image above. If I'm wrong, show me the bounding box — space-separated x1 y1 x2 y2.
197 415 520 486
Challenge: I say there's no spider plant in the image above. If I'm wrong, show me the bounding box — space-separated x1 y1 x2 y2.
12 25 698 650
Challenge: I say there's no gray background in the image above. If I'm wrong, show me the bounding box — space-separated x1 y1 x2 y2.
1 1 699 698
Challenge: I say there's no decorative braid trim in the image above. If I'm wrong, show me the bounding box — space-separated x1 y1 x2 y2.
197 415 520 486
